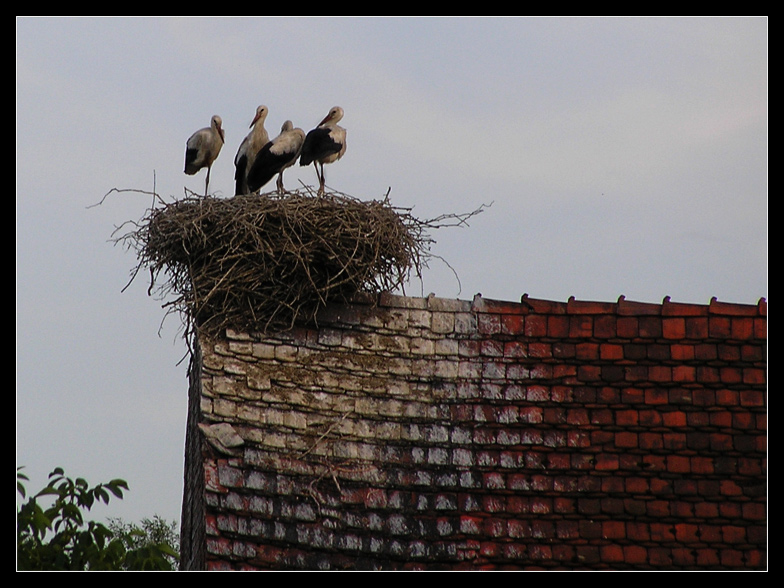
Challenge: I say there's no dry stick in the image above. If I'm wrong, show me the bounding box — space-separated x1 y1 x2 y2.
117 189 488 337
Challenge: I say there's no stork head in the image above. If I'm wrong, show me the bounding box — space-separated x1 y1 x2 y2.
319 106 344 126
251 105 268 128
211 115 225 142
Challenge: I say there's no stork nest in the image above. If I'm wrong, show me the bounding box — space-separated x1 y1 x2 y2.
115 188 485 337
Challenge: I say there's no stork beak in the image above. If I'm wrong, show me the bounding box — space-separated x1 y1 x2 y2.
318 113 332 126
250 112 261 128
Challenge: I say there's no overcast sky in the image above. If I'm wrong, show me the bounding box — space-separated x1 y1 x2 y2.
17 17 767 527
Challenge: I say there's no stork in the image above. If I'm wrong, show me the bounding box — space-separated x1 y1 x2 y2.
184 115 224 196
247 120 306 194
299 106 346 196
234 105 270 195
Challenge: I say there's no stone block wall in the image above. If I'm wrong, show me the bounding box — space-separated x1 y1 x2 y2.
181 292 767 570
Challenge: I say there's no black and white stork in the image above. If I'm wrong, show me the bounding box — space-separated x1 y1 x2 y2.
234 105 270 195
184 115 225 196
247 120 306 194
299 106 346 196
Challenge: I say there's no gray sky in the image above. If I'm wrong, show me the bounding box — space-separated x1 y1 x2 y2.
17 17 767 526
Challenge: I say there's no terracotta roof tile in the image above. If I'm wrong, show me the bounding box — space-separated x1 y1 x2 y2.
183 293 766 571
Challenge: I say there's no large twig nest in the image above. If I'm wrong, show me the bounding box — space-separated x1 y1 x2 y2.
116 188 485 337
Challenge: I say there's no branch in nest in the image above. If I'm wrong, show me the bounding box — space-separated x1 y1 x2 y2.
111 188 488 338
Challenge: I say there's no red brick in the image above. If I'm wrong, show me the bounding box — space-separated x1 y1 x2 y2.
716 388 739 405
594 315 617 338
501 313 524 335
743 503 766 521
569 315 593 338
671 501 694 518
503 340 526 357
663 432 687 450
719 366 743 384
595 454 619 471
675 523 699 543
648 548 673 567
663 317 686 339
737 457 763 476
731 317 755 339
643 455 667 472
720 549 746 568
718 343 741 361
740 389 765 407
518 406 543 423
602 521 626 539
528 544 552 561
578 365 601 381
741 343 763 361
624 545 648 565
616 431 638 448
667 455 691 473
672 547 697 566
695 343 718 360
639 432 663 450
477 313 501 334
618 317 640 339
597 343 621 361
639 317 662 338
671 365 695 382
742 549 765 569
720 479 743 496
576 342 599 359
709 316 732 338
692 389 716 406
616 409 639 426
709 411 733 428
670 343 695 361
650 522 675 541
662 411 687 427
621 386 645 403
743 368 766 385
626 521 650 542
600 544 625 563
644 388 669 405
718 502 743 519
601 476 625 494
722 525 746 543
647 501 671 518
623 477 648 495
754 316 767 338
690 456 714 474
685 317 709 338
695 548 720 567
568 298 615 315
668 387 691 403
639 409 663 426
694 502 719 518
543 315 567 337
528 342 552 358
566 407 589 425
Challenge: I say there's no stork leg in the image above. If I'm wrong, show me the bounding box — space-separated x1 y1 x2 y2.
276 172 284 194
204 166 211 197
317 162 326 197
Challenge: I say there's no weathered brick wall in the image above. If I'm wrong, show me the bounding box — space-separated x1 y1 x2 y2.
182 292 767 570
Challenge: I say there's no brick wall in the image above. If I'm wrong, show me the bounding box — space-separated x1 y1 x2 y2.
181 292 767 570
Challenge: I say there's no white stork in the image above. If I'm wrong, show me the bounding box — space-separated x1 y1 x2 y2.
299 106 346 196
184 115 225 196
247 120 306 194
234 105 270 195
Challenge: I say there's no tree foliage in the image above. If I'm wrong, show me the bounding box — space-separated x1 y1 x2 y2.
107 515 180 570
17 467 179 571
